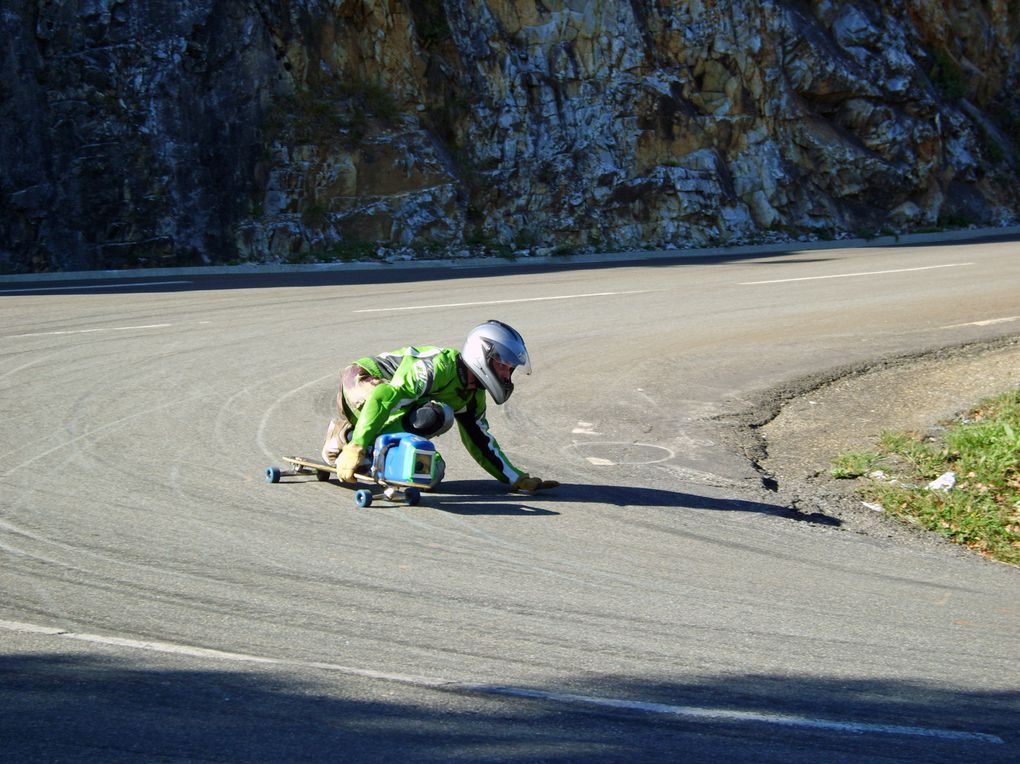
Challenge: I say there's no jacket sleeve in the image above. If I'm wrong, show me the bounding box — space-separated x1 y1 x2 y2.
349 355 432 447
455 391 524 484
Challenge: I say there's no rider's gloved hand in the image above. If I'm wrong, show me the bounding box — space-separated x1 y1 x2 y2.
336 443 366 483
512 474 560 494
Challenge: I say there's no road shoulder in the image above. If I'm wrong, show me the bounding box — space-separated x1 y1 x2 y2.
753 336 1020 556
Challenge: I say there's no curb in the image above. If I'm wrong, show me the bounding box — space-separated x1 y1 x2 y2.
2 225 1019 284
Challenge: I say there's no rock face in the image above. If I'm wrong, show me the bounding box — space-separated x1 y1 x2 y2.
2 0 1018 272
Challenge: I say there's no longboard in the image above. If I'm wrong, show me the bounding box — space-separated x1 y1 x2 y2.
265 456 422 507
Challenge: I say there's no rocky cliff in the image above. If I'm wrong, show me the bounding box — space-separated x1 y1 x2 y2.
2 0 1018 273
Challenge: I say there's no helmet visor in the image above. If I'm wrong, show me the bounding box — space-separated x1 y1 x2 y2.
491 358 517 385
487 341 531 376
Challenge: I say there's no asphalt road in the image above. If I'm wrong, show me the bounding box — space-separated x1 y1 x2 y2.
2 238 1019 762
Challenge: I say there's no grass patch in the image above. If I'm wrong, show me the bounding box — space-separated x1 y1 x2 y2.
285 240 377 264
829 450 884 479
833 388 1020 565
408 0 452 50
337 78 400 124
266 78 400 147
464 231 514 259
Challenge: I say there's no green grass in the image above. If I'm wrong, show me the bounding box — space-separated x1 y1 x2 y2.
285 240 377 264
833 388 1020 565
265 78 401 149
829 450 884 479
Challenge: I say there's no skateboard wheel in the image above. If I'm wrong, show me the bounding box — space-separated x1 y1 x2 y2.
404 487 421 506
354 489 373 508
315 470 331 482
266 466 282 484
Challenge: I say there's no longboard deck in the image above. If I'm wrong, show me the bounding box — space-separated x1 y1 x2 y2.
280 455 343 479
279 455 425 488
265 456 424 507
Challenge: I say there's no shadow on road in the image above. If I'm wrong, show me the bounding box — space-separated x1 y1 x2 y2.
431 480 840 526
1 650 1014 762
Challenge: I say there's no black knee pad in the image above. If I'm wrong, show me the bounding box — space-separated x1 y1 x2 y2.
402 402 454 438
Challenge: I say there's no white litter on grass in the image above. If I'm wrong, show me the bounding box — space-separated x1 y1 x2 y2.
862 502 885 512
927 471 956 492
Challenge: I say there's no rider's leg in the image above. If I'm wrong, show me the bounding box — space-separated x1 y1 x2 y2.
320 418 348 465
321 364 384 464
400 402 455 438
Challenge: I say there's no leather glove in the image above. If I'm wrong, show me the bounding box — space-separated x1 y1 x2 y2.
335 443 366 483
512 474 560 494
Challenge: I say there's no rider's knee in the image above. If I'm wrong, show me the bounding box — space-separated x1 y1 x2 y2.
403 402 454 438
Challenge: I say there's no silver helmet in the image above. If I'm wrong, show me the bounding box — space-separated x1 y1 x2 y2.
462 320 531 405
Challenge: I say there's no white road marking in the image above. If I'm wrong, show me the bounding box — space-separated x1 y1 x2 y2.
353 290 652 313
476 686 1004 743
569 441 675 466
0 280 191 293
6 323 173 338
5 321 210 339
0 619 1002 744
739 263 973 285
942 315 1020 328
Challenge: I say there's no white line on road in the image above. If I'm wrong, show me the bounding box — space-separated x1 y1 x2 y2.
475 686 1005 743
4 321 210 340
5 323 173 338
0 281 192 293
942 315 1020 328
353 290 652 313
739 263 973 285
0 619 1002 744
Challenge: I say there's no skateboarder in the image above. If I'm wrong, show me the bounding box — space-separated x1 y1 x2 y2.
322 320 559 493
